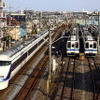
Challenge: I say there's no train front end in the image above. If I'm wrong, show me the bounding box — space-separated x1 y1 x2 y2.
67 41 79 56
0 55 11 90
85 41 97 57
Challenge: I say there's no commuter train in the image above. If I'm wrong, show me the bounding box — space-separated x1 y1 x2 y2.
66 27 80 56
0 30 49 90
82 29 97 56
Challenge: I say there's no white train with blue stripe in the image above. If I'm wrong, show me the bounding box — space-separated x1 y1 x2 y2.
66 27 80 56
83 29 97 56
0 30 49 90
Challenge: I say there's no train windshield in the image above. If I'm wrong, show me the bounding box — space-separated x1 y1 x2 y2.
86 43 89 48
93 43 97 48
67 42 71 48
0 61 11 66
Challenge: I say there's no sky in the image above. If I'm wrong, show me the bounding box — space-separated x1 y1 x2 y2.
3 0 100 12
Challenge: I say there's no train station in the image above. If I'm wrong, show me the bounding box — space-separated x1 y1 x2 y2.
0 0 100 100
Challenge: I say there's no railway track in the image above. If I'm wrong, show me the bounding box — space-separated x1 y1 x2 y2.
0 27 64 100
92 58 100 78
87 58 100 100
60 57 70 100
87 58 96 100
70 58 76 100
49 56 100 100
13 55 48 100
12 26 65 100
60 57 76 100
2 24 100 100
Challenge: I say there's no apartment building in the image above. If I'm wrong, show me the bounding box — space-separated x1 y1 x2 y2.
0 0 6 51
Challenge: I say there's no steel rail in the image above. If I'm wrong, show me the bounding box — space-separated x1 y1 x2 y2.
14 55 48 100
60 57 70 100
70 58 76 100
87 58 96 100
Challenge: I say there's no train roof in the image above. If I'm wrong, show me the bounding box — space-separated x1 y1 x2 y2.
68 29 79 41
0 37 35 60
84 31 95 41
71 35 77 41
68 34 79 41
0 29 48 60
86 35 94 41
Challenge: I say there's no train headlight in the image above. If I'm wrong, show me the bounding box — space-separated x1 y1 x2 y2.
0 76 4 78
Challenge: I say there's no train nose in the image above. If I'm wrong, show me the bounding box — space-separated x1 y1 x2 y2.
0 80 9 90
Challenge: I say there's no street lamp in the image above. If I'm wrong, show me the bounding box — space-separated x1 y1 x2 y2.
47 26 65 99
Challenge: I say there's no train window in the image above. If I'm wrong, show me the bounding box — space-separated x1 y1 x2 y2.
93 43 96 48
68 42 71 48
0 61 11 66
86 43 89 48
90 44 92 48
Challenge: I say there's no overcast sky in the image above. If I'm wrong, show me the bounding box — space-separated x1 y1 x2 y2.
3 0 100 11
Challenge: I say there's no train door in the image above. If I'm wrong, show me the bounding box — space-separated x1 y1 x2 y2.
71 42 75 53
90 42 94 54
79 35 84 53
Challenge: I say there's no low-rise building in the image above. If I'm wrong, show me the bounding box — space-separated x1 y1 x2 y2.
0 0 6 51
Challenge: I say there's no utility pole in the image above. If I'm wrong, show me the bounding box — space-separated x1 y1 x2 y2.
49 26 52 83
47 26 52 100
98 12 100 51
